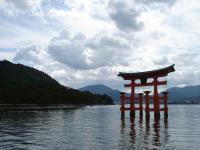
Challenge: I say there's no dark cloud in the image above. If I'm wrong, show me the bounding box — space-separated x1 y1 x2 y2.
7 0 32 10
7 0 42 10
108 1 144 31
134 0 176 7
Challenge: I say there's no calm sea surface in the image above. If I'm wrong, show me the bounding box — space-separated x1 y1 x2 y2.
0 105 200 150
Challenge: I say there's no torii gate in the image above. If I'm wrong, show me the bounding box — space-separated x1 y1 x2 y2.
118 65 175 119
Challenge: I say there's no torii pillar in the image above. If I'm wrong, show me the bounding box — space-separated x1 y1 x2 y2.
130 79 135 117
153 77 160 119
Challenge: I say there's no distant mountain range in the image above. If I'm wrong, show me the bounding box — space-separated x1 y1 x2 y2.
79 84 200 104
167 85 200 104
79 84 120 102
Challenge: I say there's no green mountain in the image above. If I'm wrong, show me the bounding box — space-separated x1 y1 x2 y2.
0 60 113 105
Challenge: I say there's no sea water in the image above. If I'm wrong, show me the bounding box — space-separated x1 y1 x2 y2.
0 105 199 150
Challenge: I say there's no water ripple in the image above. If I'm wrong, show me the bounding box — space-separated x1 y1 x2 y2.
0 105 200 149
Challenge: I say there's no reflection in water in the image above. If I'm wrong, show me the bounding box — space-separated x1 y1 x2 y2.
144 116 150 146
152 119 161 146
120 118 125 136
120 115 169 149
129 117 136 144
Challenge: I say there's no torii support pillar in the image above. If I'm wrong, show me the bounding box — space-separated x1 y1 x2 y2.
130 79 135 118
139 93 143 117
120 92 125 119
162 92 169 119
153 77 160 120
144 91 151 118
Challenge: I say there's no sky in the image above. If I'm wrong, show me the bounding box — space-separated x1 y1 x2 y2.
0 0 200 90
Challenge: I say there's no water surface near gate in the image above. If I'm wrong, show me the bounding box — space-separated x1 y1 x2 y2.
0 105 200 149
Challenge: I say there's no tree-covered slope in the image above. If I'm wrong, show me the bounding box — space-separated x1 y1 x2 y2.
0 60 113 105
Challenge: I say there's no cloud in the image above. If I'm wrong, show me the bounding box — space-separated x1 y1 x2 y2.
0 50 16 61
47 12 113 38
48 31 89 69
0 0 43 16
47 30 132 69
135 0 176 6
13 29 134 88
86 33 131 67
108 0 144 31
7 0 42 10
14 45 51 66
152 56 169 65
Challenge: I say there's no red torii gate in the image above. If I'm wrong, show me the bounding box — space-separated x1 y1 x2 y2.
118 65 175 119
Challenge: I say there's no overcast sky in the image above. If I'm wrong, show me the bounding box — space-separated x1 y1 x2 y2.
0 0 200 90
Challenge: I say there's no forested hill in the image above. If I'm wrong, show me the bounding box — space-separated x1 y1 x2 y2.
0 60 113 105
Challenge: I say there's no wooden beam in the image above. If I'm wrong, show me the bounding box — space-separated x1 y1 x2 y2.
124 96 130 100
124 96 140 100
135 107 143 110
159 108 165 111
122 74 168 80
124 80 167 87
150 108 154 111
159 96 165 99
124 107 131 110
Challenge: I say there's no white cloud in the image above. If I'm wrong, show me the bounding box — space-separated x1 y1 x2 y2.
0 0 44 16
47 30 132 69
86 33 132 67
14 45 51 66
0 50 16 61
48 31 89 69
47 4 114 37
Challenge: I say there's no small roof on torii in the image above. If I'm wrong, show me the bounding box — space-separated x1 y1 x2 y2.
118 64 175 80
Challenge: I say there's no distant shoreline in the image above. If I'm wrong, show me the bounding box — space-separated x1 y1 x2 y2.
0 104 115 110
0 104 83 110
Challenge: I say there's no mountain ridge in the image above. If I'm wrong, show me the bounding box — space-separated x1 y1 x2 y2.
79 84 120 102
79 84 200 104
0 60 113 105
167 85 200 103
